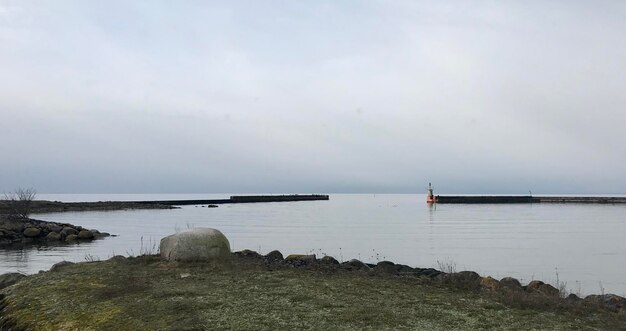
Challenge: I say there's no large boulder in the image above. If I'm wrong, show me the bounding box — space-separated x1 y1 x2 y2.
160 228 231 262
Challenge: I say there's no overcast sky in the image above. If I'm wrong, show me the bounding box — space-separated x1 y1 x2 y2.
1 1 625 194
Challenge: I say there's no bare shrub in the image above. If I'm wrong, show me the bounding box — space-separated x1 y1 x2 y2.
437 259 457 274
3 188 37 219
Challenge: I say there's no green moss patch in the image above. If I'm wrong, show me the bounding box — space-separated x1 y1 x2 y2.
1 256 624 330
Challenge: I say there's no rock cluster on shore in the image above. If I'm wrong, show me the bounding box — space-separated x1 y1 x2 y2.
233 248 626 312
0 217 110 246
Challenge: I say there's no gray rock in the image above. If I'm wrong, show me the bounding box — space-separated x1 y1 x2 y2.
46 232 62 241
584 294 626 311
110 255 127 262
341 259 369 270
235 249 263 259
442 271 481 285
456 271 481 282
77 230 95 239
525 280 545 293
566 293 581 301
537 283 560 296
23 227 41 237
61 227 78 236
320 256 339 265
50 261 75 272
264 250 284 262
396 264 416 274
65 234 78 242
374 261 396 274
160 228 231 262
0 272 26 289
417 268 441 278
285 254 317 265
500 277 523 291
47 224 63 233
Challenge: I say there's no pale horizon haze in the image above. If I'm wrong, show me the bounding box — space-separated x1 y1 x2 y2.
1 1 626 194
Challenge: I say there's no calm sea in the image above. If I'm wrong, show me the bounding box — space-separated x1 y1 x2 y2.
1 194 625 296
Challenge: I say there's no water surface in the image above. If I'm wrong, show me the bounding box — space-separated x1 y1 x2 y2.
1 194 625 296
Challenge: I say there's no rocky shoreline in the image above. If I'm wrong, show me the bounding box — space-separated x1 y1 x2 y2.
1 250 625 330
0 200 176 215
234 249 626 312
0 216 111 246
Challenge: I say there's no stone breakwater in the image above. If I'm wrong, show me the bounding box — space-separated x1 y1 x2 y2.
0 217 110 246
233 249 626 312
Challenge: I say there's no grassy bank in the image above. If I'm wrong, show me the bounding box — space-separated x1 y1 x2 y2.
1 255 624 330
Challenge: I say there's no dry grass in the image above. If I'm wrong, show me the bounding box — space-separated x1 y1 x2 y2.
1 255 625 330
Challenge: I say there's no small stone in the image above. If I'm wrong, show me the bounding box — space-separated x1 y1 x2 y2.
50 261 75 272
65 234 78 242
180 273 191 279
208 205 218 208
23 227 41 237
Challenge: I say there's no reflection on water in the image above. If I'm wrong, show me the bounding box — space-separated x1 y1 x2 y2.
1 194 626 296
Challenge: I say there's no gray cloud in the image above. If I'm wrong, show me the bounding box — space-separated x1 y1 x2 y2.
1 1 625 194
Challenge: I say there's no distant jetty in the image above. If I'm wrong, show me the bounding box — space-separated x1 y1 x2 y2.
434 195 626 204
137 194 330 206
0 195 330 215
426 184 626 204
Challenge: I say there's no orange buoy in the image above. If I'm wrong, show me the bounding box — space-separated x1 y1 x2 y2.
427 183 437 204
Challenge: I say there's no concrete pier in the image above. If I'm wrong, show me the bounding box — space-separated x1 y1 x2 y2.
434 195 626 204
137 194 330 206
